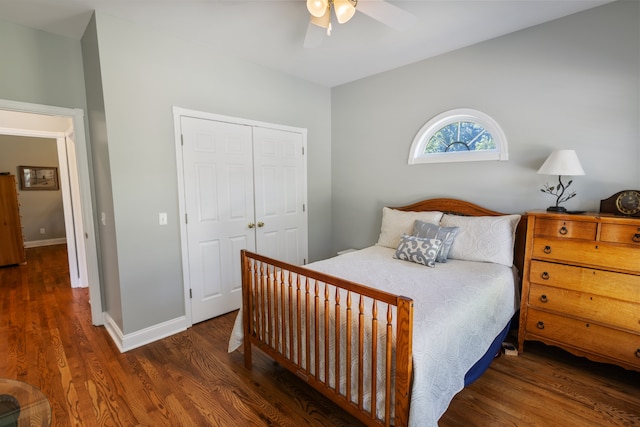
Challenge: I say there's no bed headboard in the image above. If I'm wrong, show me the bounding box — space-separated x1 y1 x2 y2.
391 197 528 279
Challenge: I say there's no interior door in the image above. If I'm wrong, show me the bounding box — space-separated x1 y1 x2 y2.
58 132 89 288
181 116 255 324
253 126 308 265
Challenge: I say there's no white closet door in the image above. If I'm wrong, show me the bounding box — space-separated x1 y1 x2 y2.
181 116 254 323
253 127 307 266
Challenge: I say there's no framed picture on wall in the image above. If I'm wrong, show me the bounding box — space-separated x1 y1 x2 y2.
18 166 60 191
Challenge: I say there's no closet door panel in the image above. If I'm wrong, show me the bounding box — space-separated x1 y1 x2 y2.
253 127 307 265
181 117 254 323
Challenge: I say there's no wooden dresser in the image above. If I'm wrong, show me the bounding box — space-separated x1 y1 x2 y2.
518 210 640 371
0 174 26 266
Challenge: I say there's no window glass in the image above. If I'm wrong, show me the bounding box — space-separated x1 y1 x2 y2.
409 109 507 164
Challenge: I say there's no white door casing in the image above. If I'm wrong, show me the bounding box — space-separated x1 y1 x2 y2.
0 100 102 325
174 108 308 326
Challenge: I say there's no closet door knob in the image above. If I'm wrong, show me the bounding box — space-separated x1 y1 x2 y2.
248 222 255 229
257 221 265 228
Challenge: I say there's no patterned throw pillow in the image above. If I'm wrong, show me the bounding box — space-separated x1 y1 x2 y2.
412 220 459 263
393 234 442 267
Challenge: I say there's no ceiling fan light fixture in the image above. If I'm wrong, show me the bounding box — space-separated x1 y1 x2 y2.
310 7 332 34
307 0 329 18
334 0 357 24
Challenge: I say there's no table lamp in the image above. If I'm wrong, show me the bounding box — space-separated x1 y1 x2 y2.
537 149 585 212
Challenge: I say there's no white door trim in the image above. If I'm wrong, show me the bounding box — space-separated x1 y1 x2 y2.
0 99 103 325
173 106 308 327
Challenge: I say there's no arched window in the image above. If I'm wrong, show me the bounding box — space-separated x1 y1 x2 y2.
408 109 508 164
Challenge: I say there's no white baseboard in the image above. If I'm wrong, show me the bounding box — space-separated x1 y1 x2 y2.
24 238 67 248
103 312 188 353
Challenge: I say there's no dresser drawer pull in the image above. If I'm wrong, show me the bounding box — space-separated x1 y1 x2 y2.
539 294 548 303
543 246 552 254
541 272 549 280
636 349 640 359
633 233 640 243
536 321 545 330
559 226 568 235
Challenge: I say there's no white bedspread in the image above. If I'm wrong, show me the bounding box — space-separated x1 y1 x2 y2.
229 245 518 426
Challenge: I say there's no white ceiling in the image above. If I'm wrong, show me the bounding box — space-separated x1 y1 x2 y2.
0 0 613 87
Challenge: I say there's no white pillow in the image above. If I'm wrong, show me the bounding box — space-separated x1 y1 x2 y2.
376 208 443 249
440 214 521 267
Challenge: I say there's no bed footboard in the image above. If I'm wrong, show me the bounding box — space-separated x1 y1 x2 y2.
241 250 414 427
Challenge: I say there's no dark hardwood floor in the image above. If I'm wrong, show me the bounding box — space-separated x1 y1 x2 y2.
1 245 638 426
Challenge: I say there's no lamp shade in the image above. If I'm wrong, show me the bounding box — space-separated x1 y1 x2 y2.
307 0 329 17
537 150 585 176
334 0 357 24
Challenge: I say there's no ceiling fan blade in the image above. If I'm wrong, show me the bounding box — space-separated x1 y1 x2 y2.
304 19 325 48
356 0 416 31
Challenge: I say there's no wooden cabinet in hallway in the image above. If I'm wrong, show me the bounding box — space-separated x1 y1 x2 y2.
0 174 25 266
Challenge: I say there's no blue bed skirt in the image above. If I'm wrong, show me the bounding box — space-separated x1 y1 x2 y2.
463 320 511 387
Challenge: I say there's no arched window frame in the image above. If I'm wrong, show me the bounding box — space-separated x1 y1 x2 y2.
408 108 508 164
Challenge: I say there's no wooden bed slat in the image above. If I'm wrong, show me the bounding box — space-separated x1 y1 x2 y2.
358 295 365 411
385 306 393 427
324 283 330 384
371 300 378 420
305 277 311 373
334 287 341 393
346 291 353 403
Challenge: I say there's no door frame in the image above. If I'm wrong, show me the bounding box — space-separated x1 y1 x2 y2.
2 129 83 287
173 106 308 327
0 99 103 325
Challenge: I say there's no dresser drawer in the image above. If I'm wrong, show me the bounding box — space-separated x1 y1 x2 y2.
526 308 640 369
534 218 597 240
528 283 640 333
529 260 640 302
600 223 640 247
532 238 640 272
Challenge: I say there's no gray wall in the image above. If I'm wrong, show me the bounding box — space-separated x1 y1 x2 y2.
0 20 86 248
0 20 87 109
330 1 639 253
83 11 332 334
0 135 65 242
81 15 123 329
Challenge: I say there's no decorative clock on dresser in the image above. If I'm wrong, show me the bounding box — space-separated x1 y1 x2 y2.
517 200 640 371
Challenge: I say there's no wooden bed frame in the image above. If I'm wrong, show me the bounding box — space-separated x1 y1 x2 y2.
240 198 527 427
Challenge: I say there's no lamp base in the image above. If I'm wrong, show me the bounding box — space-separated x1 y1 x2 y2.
546 206 567 213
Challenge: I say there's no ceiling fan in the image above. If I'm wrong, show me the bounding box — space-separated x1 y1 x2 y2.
304 0 416 48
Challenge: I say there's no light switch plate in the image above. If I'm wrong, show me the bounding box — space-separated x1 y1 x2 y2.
159 212 168 225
